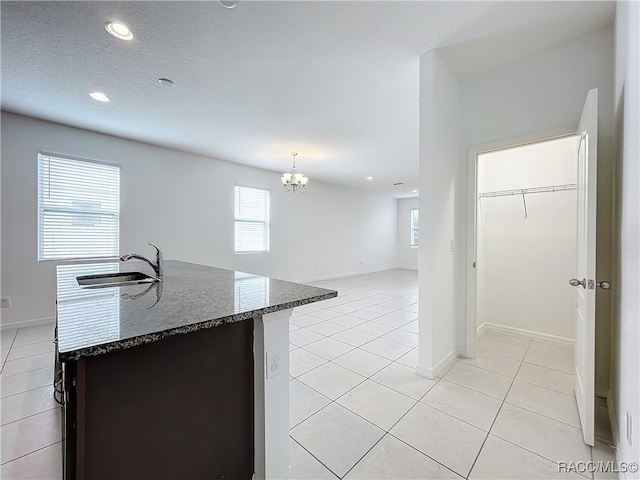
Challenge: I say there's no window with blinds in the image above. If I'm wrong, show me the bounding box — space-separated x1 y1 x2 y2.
38 153 120 261
410 208 419 247
234 185 270 253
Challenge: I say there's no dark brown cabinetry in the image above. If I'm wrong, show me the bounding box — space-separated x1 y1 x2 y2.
61 320 254 480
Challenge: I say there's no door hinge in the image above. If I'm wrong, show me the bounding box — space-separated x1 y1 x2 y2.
473 262 476 268
588 279 595 290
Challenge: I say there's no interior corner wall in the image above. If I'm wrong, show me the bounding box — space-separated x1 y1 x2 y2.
456 25 615 392
397 197 419 270
418 51 460 377
611 1 639 470
0 112 398 327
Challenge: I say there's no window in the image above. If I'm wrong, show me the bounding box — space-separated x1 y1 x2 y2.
410 209 419 247
38 153 120 261
234 185 270 253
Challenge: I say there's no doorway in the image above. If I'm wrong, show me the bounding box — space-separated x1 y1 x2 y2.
465 128 580 358
477 135 579 340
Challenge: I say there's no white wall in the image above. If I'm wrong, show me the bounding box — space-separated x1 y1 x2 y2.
417 51 460 377
397 197 419 270
417 26 615 386
476 137 578 339
0 112 398 326
610 1 639 471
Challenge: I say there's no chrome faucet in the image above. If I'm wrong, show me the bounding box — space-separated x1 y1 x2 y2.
120 243 163 277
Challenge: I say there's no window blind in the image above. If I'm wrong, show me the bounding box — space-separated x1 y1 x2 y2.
38 153 120 261
410 209 419 247
56 263 121 351
234 185 270 253
234 272 269 310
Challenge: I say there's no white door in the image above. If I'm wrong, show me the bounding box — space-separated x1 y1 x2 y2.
572 88 598 446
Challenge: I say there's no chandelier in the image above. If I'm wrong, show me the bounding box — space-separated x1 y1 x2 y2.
281 152 309 193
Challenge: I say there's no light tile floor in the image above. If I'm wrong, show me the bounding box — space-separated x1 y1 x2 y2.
290 269 618 479
0 269 618 479
1 323 61 479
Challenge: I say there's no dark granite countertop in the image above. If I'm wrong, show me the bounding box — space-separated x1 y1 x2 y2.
56 260 337 361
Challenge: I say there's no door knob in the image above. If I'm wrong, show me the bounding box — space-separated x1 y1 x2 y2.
597 280 611 290
569 278 586 288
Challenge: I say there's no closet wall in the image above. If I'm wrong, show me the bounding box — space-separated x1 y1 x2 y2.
476 136 578 340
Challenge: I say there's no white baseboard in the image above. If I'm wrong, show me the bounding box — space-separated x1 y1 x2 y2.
1 316 55 331
605 391 631 480
595 385 609 399
416 349 458 380
476 322 489 338
607 389 619 447
298 267 400 284
477 322 574 348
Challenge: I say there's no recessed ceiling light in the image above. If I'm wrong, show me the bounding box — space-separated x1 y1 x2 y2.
89 92 110 102
105 21 133 40
218 0 238 8
366 176 373 181
158 78 175 87
412 190 418 193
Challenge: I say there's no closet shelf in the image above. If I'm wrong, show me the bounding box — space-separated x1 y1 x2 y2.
478 183 577 199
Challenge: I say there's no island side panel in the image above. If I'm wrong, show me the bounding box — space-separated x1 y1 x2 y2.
254 309 292 480
75 319 254 480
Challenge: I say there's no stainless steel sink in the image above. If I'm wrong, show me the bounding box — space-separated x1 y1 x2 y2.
77 272 160 289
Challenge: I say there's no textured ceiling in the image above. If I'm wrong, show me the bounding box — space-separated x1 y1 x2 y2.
1 1 614 198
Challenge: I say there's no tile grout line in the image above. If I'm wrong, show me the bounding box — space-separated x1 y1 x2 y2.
0 440 62 467
0 331 19 372
1 382 56 403
339 373 444 478
0 363 54 381
0 405 60 430
470 339 592 480
297 274 571 477
289 287 425 476
289 436 340 479
466 341 528 479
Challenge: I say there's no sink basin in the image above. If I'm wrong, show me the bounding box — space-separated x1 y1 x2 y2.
77 272 159 289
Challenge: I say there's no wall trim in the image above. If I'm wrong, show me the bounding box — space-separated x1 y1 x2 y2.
477 322 574 347
299 267 413 285
1 316 55 331
607 388 619 448
595 385 609 399
476 322 489 339
416 350 458 380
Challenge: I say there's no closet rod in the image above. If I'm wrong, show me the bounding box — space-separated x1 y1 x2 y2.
478 183 577 199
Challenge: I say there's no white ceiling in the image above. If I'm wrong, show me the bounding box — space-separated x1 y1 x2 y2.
1 1 614 198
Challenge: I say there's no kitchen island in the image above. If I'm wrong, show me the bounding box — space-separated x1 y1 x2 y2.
56 260 336 480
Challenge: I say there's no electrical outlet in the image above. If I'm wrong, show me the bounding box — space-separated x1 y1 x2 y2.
0 297 10 308
266 348 282 379
627 411 633 445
